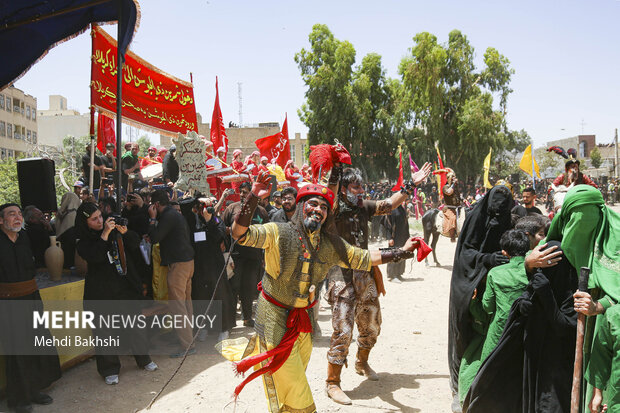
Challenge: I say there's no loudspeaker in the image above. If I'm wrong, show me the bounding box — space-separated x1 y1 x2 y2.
601 176 608 185
17 157 57 212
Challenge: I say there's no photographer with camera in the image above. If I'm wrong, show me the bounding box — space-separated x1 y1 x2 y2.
76 202 157 385
147 189 195 357
121 192 150 237
178 195 236 341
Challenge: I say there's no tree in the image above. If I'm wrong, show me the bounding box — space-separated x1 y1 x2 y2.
590 146 603 169
0 157 20 204
398 30 518 181
295 24 356 150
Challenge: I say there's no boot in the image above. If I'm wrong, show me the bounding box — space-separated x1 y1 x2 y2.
355 348 379 381
326 363 352 405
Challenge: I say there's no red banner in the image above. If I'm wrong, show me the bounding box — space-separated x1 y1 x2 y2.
255 115 290 169
97 112 116 155
90 26 198 136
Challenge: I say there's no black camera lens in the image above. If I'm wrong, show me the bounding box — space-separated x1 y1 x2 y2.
206 207 215 214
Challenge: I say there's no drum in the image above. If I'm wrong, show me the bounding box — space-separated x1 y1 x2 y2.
141 163 163 180
221 173 250 183
205 167 233 177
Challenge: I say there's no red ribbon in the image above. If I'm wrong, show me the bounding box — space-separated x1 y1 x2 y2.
233 282 316 397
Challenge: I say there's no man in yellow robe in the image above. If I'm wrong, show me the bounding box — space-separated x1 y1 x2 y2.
225 172 422 412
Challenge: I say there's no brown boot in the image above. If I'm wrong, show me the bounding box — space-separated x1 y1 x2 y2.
355 348 379 381
326 363 352 405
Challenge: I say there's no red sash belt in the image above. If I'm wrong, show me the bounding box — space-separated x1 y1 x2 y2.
233 281 316 397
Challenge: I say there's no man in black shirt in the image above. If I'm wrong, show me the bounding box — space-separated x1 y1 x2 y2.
147 190 195 357
162 144 179 186
0 203 61 413
100 142 117 187
221 182 270 327
522 187 542 215
23 205 54 267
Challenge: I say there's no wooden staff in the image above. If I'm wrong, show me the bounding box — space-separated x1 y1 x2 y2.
570 266 591 413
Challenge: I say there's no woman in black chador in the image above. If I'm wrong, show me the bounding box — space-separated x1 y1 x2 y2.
76 202 157 385
447 183 514 411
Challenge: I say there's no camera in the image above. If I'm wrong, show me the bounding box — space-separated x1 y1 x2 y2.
110 214 129 226
101 177 114 185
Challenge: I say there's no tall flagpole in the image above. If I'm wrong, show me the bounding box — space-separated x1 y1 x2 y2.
115 0 124 211
531 148 536 190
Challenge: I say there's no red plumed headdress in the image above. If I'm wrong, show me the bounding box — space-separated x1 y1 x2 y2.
309 142 352 183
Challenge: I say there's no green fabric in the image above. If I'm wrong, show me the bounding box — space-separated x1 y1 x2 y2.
458 297 489 402
546 185 620 302
458 257 529 402
480 256 529 360
586 304 620 411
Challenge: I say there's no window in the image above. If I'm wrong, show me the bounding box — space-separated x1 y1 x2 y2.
301 144 306 162
14 125 20 140
32 109 36 120
8 150 13 158
27 130 31 142
32 132 37 144
26 106 30 119
6 124 12 138
13 98 20 113
291 144 296 163
6 97 11 112
1 149 5 160
0 121 4 137
0 95 4 109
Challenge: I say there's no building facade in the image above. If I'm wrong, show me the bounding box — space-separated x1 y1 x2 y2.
546 134 596 158
37 95 90 150
0 86 37 159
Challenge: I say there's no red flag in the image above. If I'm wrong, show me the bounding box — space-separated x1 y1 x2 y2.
278 114 291 167
96 112 116 156
254 115 290 169
392 147 403 191
210 77 228 159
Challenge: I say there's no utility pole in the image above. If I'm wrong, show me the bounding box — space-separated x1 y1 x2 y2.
238 82 243 127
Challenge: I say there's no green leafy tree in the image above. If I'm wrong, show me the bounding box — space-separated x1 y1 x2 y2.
589 146 603 169
295 25 356 149
0 157 20 204
398 30 518 181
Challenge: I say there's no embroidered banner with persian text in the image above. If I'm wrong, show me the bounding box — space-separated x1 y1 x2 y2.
90 26 198 136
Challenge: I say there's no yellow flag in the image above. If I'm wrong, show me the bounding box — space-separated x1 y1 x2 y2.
519 144 541 178
483 147 492 189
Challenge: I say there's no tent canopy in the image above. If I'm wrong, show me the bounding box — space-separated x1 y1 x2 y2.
0 0 139 89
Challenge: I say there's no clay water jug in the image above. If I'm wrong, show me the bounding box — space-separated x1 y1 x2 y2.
44 235 64 281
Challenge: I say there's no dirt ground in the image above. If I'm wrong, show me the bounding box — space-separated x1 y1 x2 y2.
6 203 619 413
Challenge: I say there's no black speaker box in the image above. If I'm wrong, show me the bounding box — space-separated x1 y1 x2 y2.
17 157 57 212
601 176 608 185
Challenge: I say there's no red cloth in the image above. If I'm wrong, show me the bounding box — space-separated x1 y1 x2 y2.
96 112 116 156
90 26 197 135
210 77 228 160
412 236 432 262
233 282 316 398
285 167 300 190
231 160 246 174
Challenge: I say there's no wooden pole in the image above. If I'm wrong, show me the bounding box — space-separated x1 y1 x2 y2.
570 266 591 413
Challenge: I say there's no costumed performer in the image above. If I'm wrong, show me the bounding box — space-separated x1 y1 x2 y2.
220 171 426 413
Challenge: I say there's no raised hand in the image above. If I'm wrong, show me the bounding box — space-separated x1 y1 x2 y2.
411 162 432 186
252 171 272 199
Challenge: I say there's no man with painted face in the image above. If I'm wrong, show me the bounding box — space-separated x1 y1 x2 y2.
225 171 424 413
326 162 432 405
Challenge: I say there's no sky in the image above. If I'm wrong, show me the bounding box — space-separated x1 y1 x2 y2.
14 0 620 148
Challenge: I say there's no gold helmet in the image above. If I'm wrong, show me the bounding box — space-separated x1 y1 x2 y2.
494 179 514 195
